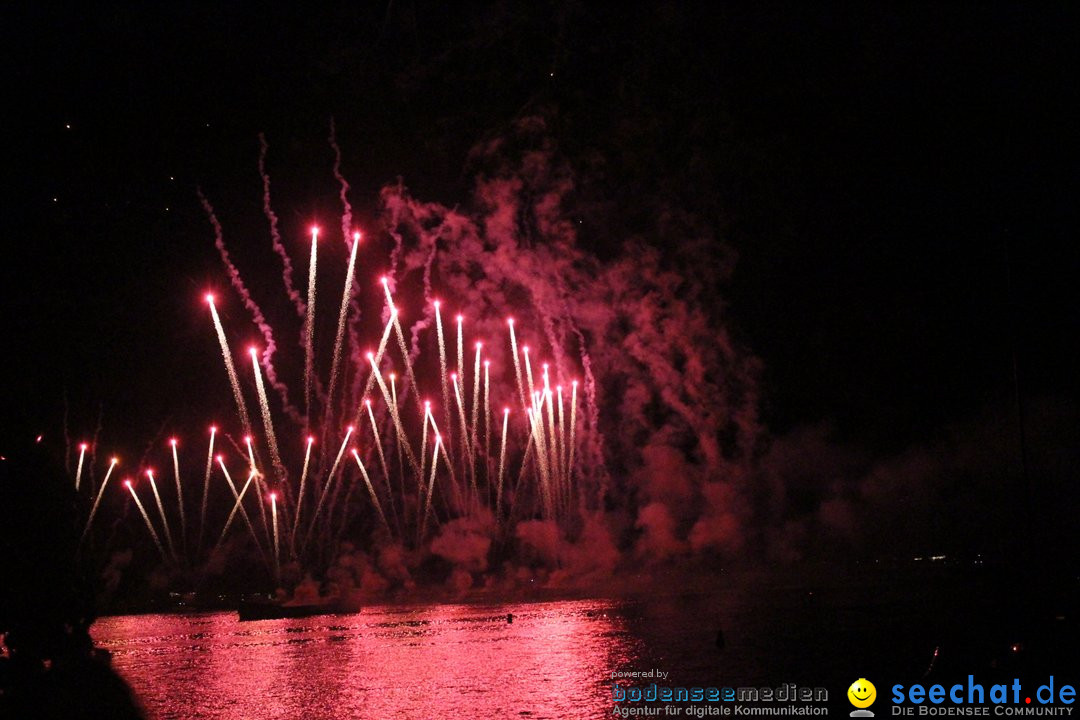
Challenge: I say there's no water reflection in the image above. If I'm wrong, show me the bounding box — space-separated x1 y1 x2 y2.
92 600 637 719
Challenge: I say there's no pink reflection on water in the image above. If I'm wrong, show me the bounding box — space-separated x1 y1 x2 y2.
92 600 636 719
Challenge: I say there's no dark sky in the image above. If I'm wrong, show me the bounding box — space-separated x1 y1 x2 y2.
3 2 1079 459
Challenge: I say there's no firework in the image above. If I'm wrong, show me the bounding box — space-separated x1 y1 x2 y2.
243 434 270 544
324 231 360 439
270 491 280 582
450 372 474 496
496 408 509 516
291 435 314 558
351 449 389 534
435 301 452 447
303 425 353 554
217 456 266 562
80 456 118 545
250 348 285 485
197 425 217 555
146 470 178 563
74 442 87 491
470 342 482 466
126 479 167 563
508 318 527 411
208 294 253 439
76 195 596 587
419 434 441 543
569 380 578 504
483 360 491 494
169 438 187 558
304 227 319 422
365 398 397 530
212 470 255 558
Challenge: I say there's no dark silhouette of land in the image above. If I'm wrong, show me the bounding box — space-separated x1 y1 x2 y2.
0 438 144 719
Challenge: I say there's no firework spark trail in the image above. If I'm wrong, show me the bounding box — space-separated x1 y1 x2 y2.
351 449 390 534
456 314 464 391
197 426 216 556
557 385 567 513
434 302 454 449
496 408 509 516
126 480 168 563
303 425 353 553
304 227 319 425
419 402 430 493
419 435 441 543
569 380 578 499
451 372 475 502
507 420 537 524
470 342 482 468
528 406 553 520
330 122 363 418
199 191 301 425
543 364 556 456
369 353 420 476
243 436 257 472
169 438 188 559
539 391 556 503
80 456 117 545
217 457 267 563
250 350 286 488
543 374 558 510
525 406 545 516
212 471 254 558
453 317 470 492
483 360 491 496
324 232 361 449
270 491 280 582
523 346 536 408
258 134 305 319
328 120 367 416
365 399 399 533
508 319 527 412
389 373 405 500
424 405 462 513
74 443 87 491
392 313 423 416
417 405 431 531
357 313 396 413
321 227 365 468
348 313 396 435
570 323 607 505
243 435 272 546
290 435 315 558
208 295 254 439
537 393 557 512
522 350 552 514
383 280 423 418
146 471 178 563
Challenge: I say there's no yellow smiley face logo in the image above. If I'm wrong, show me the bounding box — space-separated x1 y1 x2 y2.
848 679 876 708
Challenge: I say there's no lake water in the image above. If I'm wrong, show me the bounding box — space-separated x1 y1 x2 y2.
93 600 640 719
91 573 1044 719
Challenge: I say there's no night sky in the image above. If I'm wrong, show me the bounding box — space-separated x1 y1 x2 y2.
4 3 1079 513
